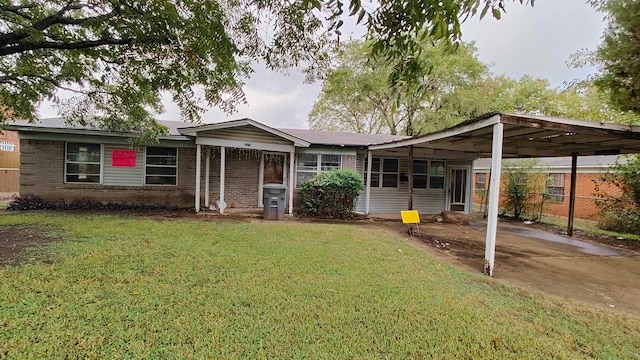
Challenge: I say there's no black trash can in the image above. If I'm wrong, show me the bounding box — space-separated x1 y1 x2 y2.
263 184 287 220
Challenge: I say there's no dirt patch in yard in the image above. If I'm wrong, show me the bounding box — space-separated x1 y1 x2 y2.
0 225 61 266
381 220 640 317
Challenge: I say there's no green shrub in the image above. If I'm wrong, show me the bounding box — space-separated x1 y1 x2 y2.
595 155 640 234
298 169 364 219
501 159 549 220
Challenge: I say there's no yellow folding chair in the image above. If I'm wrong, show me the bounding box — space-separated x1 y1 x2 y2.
401 210 421 237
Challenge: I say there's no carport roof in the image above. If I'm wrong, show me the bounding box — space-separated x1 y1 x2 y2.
369 113 640 158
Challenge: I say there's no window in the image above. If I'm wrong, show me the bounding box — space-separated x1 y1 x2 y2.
364 157 399 188
412 160 428 189
475 173 487 190
65 143 102 183
546 173 565 202
429 160 445 189
0 141 15 152
296 154 342 187
145 147 177 185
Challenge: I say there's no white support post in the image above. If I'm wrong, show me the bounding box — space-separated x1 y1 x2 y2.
484 122 504 277
219 146 226 214
289 151 295 215
204 147 210 208
195 144 201 212
365 150 372 215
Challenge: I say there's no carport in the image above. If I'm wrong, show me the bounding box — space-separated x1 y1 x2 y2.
369 112 640 276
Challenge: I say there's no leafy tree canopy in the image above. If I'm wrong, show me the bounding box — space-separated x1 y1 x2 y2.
0 0 529 141
310 38 640 136
591 0 640 114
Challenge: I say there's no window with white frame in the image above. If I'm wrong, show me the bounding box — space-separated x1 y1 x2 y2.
546 173 565 203
296 153 342 187
364 157 399 188
412 160 428 189
65 142 102 183
145 147 178 185
429 160 446 189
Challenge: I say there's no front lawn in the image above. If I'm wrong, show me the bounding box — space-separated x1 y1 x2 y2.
1 213 639 358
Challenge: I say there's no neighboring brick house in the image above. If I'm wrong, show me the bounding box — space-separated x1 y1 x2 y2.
0 129 19 152
0 129 20 194
472 156 620 220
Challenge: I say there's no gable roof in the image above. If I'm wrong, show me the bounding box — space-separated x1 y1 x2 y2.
178 118 310 147
278 128 408 147
5 117 195 139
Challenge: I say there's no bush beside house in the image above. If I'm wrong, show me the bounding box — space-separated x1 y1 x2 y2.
298 169 364 219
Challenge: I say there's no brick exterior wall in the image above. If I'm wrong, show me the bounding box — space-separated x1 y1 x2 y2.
204 148 261 209
20 139 197 207
19 140 361 210
0 130 19 152
472 171 620 220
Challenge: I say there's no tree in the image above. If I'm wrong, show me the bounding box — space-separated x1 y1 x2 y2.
595 156 640 234
0 0 529 141
501 159 548 221
309 39 488 136
591 0 640 114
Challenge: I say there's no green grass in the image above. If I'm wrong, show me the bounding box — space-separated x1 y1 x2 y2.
1 213 639 358
538 214 640 240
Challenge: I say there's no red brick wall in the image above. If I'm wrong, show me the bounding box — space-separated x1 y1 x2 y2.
472 171 620 220
0 130 19 152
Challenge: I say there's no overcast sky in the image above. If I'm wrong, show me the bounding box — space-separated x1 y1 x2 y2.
39 0 606 130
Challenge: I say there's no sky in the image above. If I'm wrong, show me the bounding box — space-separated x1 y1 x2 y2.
39 0 607 130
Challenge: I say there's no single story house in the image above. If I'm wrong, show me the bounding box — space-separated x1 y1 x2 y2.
473 155 620 220
7 117 474 215
8 113 640 276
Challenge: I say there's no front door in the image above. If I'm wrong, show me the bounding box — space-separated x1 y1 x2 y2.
259 152 287 206
448 167 469 212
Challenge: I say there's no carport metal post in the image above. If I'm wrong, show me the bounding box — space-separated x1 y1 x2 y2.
408 145 414 210
195 144 201 212
365 150 372 215
484 122 504 277
567 152 578 237
205 147 210 209
219 146 226 214
289 151 295 215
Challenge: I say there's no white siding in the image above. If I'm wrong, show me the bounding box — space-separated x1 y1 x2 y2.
354 154 471 214
103 145 144 186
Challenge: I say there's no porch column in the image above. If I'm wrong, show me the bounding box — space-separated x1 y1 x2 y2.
567 152 578 237
204 147 210 208
408 145 414 210
484 122 504 277
195 144 201 212
219 146 226 214
365 150 372 215
289 151 295 215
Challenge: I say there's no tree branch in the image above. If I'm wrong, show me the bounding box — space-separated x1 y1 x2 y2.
0 36 167 56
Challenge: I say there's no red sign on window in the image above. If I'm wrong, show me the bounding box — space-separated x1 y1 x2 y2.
112 149 136 167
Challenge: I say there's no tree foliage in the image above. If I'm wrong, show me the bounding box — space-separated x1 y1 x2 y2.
595 156 640 234
0 0 530 140
310 38 640 136
309 39 488 135
592 0 640 114
501 159 548 221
